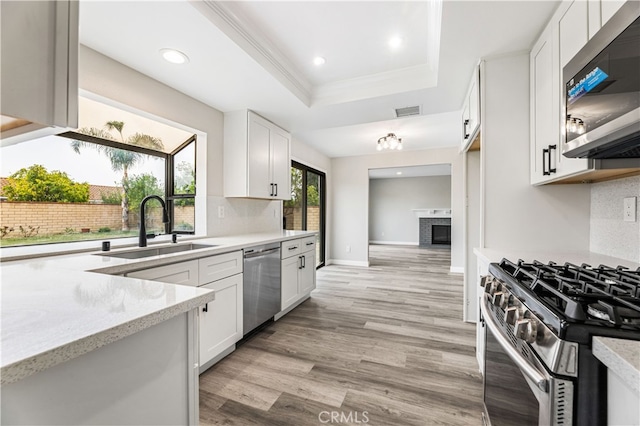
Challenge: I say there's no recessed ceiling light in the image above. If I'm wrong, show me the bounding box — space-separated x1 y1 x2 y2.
396 171 402 175
388 36 403 49
160 48 189 64
313 56 326 66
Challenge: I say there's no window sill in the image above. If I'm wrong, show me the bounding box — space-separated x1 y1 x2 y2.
0 234 198 262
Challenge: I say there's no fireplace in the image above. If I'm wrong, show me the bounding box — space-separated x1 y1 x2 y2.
419 218 451 247
431 224 451 245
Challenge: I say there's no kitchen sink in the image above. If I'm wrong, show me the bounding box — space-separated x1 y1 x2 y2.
97 243 216 259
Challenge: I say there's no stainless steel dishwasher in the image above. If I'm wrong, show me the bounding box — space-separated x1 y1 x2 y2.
243 242 281 335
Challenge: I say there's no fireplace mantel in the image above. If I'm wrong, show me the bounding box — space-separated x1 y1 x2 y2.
412 208 451 219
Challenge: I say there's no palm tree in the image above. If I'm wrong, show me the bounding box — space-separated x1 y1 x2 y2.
71 121 164 231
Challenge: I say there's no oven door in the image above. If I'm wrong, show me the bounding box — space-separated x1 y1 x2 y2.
481 298 573 426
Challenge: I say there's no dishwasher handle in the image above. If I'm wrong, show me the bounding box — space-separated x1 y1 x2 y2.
244 246 280 259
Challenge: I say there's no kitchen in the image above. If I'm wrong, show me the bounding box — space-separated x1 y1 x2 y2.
1 0 640 425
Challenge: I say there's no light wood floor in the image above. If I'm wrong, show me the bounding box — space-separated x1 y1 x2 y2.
200 245 483 425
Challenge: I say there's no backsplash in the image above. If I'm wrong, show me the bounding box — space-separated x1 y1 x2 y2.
206 196 282 236
590 176 640 263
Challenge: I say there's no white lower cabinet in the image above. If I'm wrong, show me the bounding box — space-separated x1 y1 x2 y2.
198 273 242 369
124 251 244 372
280 236 316 314
125 260 199 286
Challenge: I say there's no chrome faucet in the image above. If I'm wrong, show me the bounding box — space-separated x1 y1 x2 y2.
139 195 169 247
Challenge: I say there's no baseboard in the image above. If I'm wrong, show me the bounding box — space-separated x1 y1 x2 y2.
450 266 465 274
369 240 419 246
327 259 370 267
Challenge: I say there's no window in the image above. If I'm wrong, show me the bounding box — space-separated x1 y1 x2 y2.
0 99 197 248
284 161 326 267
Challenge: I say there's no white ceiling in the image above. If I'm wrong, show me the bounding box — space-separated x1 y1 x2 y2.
79 0 560 158
369 164 452 179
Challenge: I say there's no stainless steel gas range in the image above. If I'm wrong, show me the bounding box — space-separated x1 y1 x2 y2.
480 259 640 426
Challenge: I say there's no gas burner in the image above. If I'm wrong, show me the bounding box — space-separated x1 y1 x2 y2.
586 302 640 326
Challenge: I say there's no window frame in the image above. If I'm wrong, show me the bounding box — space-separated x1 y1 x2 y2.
290 160 326 268
58 130 197 236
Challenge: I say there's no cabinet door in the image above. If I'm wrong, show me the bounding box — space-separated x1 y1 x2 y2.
247 114 272 198
531 35 558 184
299 251 316 295
559 0 589 68
199 274 243 366
467 76 480 139
281 255 300 311
126 260 199 286
270 128 291 200
601 0 626 27
461 101 470 149
0 1 78 142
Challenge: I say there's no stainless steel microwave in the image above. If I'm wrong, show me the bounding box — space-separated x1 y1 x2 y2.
563 1 640 159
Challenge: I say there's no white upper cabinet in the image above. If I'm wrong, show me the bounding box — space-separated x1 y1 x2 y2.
530 29 560 185
559 0 589 69
460 65 480 152
224 110 291 200
0 0 78 145
529 0 618 185
601 0 627 27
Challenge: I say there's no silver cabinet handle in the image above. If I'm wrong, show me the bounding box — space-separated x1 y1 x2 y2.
288 246 298 251
306 242 314 246
481 297 549 392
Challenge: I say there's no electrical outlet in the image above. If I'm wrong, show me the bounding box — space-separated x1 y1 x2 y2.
346 245 351 253
624 197 636 222
218 206 225 219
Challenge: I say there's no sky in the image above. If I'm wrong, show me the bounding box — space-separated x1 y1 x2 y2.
1 134 165 187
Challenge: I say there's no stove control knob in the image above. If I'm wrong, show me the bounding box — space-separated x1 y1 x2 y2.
480 275 492 288
504 307 519 325
514 319 538 344
492 292 507 308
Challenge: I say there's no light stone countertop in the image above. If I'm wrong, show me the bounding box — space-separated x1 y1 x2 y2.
0 230 316 385
593 337 640 395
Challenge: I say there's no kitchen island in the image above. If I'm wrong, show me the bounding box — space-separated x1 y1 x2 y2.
0 230 316 425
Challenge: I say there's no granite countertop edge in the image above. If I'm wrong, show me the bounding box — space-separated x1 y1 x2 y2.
0 290 215 386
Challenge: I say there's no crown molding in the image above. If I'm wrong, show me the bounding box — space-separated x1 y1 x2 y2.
189 0 313 107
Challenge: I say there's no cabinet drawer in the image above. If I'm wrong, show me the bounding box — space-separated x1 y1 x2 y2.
300 236 316 253
281 239 302 259
126 260 199 287
199 251 242 284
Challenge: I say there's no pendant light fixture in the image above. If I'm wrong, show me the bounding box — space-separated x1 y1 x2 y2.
377 133 403 151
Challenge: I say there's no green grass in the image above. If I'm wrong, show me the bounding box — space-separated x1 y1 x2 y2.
0 230 139 247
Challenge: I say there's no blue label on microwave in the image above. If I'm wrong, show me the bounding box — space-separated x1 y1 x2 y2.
567 67 609 104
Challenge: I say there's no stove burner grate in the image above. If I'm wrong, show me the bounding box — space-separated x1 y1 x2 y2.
496 258 640 327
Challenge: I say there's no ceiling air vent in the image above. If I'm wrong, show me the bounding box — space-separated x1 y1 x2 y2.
395 105 421 118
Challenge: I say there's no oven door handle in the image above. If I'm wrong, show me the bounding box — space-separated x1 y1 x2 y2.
481 297 549 393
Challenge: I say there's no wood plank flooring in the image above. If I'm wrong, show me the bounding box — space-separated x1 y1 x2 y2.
200 245 483 425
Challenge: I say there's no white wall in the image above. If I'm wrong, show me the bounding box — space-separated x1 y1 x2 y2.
481 53 591 252
590 176 640 262
79 46 284 236
369 175 451 245
330 147 463 270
